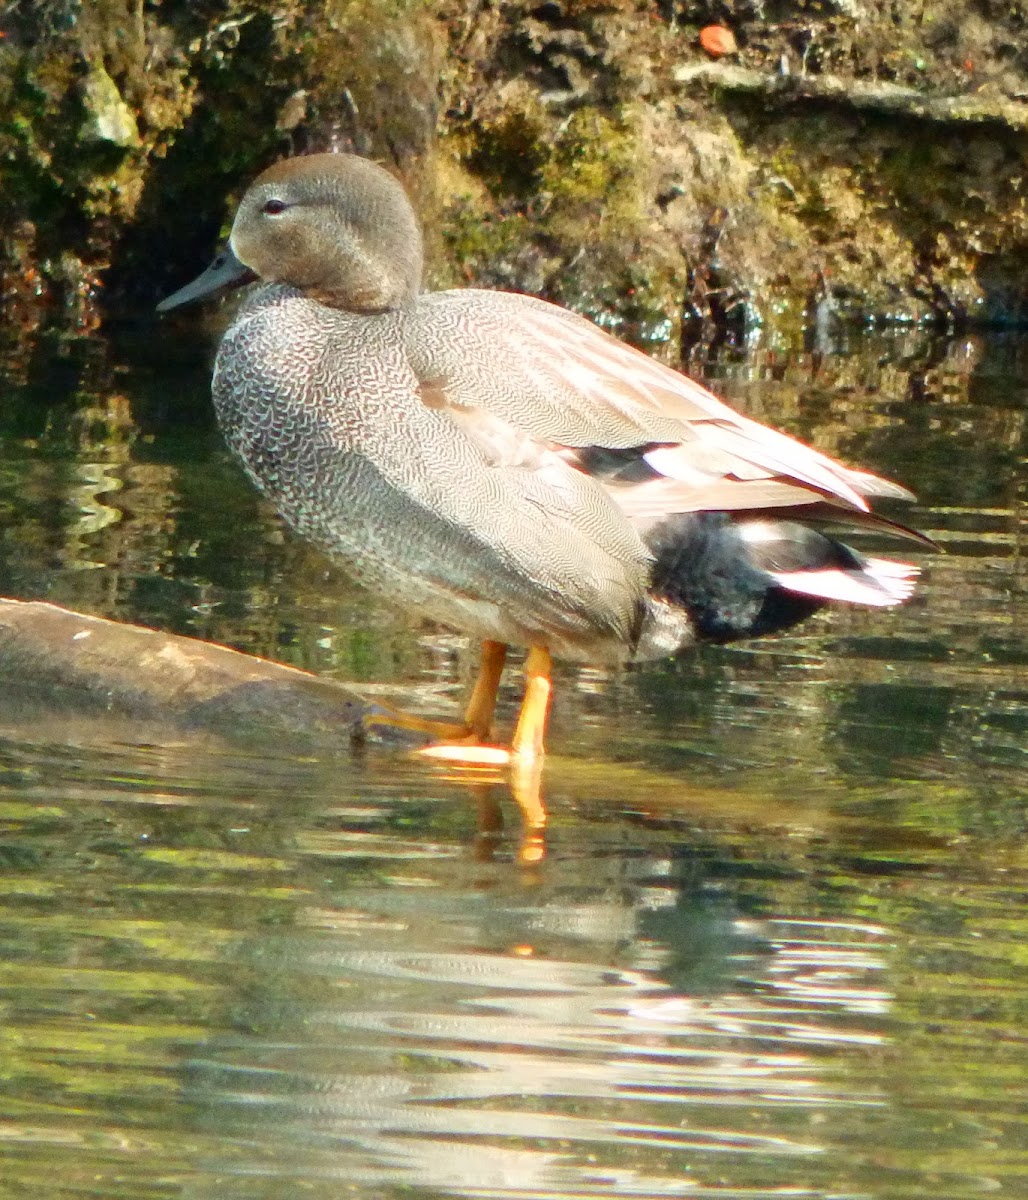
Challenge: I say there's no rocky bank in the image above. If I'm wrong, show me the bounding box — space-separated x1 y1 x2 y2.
4 1 1028 352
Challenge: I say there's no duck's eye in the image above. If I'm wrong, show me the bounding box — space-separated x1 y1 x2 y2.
261 199 288 216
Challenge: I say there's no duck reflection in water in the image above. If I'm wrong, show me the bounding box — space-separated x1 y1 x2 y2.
159 153 928 838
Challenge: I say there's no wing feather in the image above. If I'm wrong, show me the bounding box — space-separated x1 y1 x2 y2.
407 289 914 521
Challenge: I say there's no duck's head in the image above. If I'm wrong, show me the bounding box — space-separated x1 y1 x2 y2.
158 153 424 314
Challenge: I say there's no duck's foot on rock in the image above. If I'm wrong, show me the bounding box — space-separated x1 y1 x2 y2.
363 709 474 743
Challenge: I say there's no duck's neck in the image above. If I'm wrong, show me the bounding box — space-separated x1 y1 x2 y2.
308 257 421 313
323 244 423 311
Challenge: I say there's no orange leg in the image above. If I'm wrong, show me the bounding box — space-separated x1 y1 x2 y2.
365 640 508 746
365 708 471 742
417 642 552 768
507 646 553 850
419 642 551 851
461 640 507 740
510 645 552 762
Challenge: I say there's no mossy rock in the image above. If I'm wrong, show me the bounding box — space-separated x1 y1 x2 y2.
5 0 1028 345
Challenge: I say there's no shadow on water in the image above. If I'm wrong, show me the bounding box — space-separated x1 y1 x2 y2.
0 323 1024 1198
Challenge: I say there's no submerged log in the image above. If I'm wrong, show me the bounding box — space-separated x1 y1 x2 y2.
0 598 392 745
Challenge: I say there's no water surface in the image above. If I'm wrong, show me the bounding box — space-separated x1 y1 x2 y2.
0 324 1024 1199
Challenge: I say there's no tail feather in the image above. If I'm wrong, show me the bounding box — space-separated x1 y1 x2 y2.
647 511 922 645
769 559 919 607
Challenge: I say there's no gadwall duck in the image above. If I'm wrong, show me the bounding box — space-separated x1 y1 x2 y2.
159 152 926 767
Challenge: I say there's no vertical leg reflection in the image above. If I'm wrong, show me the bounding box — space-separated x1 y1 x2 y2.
434 759 547 864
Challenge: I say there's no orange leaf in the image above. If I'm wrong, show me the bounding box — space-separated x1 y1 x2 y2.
699 25 737 57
